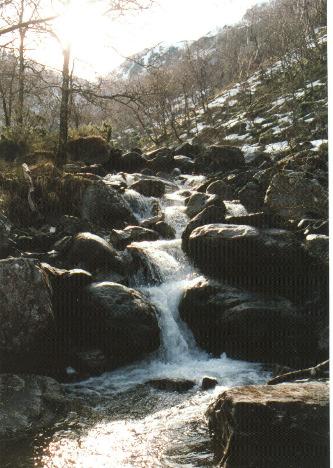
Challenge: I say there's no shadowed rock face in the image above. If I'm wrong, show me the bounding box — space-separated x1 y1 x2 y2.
187 223 313 298
0 374 67 440
73 282 160 366
81 180 137 228
207 382 329 468
203 145 245 171
0 258 54 373
265 171 328 221
179 278 318 367
66 232 125 274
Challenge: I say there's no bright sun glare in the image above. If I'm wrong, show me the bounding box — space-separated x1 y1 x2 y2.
53 0 112 74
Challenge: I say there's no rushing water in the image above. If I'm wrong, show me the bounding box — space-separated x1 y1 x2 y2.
3 174 270 468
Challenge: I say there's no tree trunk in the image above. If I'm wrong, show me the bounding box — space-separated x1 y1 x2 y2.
56 45 71 166
17 28 26 127
17 0 26 127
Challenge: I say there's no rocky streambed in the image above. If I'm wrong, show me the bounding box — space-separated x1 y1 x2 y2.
0 143 329 467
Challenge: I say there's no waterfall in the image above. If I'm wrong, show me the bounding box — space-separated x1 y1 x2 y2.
124 189 158 221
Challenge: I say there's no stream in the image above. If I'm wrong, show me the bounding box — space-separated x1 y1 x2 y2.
2 174 270 468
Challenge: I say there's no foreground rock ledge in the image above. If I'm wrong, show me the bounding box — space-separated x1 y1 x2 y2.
207 382 329 468
0 374 67 440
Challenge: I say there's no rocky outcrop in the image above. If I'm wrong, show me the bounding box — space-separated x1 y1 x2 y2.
187 224 312 296
182 205 226 249
131 178 166 198
0 374 67 440
81 180 137 228
120 151 146 172
179 279 317 367
0 258 54 373
207 382 329 468
74 282 160 366
185 192 211 218
66 232 125 273
0 214 13 258
265 171 328 221
146 378 195 392
203 145 245 171
110 226 159 249
66 136 110 165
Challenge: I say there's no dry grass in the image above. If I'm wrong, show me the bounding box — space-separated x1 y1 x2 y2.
0 160 93 226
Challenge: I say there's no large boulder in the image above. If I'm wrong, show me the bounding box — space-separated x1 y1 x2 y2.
120 151 146 172
81 180 137 228
75 282 160 365
206 180 234 199
131 178 166 198
110 226 159 249
66 232 125 274
0 258 54 373
182 205 226 249
265 171 328 221
185 192 211 218
174 142 199 158
0 214 13 258
179 279 317 367
146 148 174 172
173 155 195 172
187 224 312 296
207 382 329 468
66 136 110 165
204 145 245 171
0 374 67 440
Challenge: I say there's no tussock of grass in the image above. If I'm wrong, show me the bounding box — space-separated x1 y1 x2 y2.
0 160 93 226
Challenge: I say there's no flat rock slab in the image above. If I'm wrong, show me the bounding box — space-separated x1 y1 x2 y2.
207 382 329 468
0 374 67 440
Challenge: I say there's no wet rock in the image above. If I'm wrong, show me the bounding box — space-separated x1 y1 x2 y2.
0 214 13 258
56 215 91 237
120 151 146 172
305 234 329 266
0 374 67 440
187 224 312 296
185 192 210 218
146 378 195 392
182 205 226 249
173 155 195 172
131 178 166 198
110 226 159 249
224 212 275 228
206 180 234 199
140 213 164 228
265 171 328 221
145 146 172 160
202 376 218 390
174 142 199 158
179 279 317 367
238 181 266 211
71 349 110 377
146 148 174 172
204 145 245 171
66 136 110 165
153 221 176 239
207 382 329 468
67 232 125 274
172 167 182 177
81 180 137 228
0 258 54 373
76 282 160 365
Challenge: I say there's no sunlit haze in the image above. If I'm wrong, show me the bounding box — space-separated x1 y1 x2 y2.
32 0 267 79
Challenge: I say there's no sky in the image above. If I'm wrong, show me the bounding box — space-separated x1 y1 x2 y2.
31 0 268 79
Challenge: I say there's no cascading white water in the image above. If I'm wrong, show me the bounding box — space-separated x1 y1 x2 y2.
34 174 271 468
